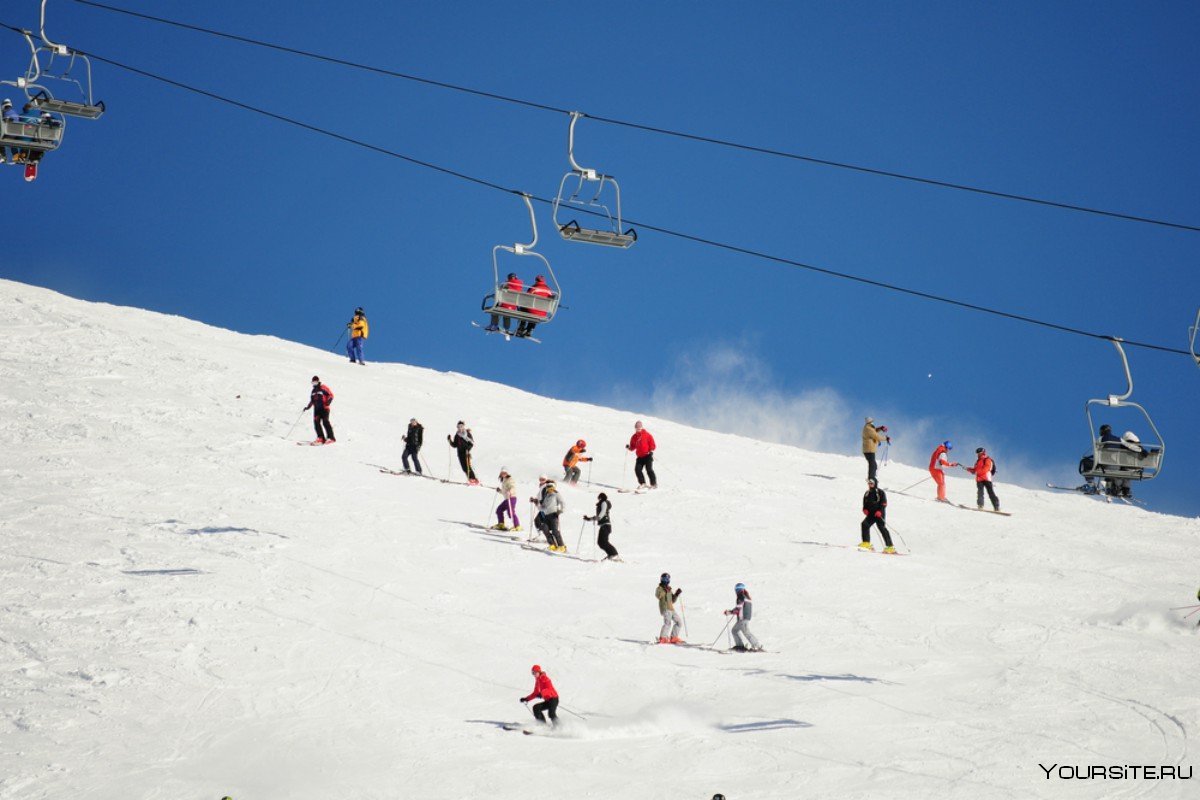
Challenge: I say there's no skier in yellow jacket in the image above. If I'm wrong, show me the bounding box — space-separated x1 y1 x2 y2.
346 307 369 365
861 416 889 483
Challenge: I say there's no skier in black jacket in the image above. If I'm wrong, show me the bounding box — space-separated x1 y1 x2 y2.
402 418 424 474
584 493 621 561
860 477 895 554
447 421 478 484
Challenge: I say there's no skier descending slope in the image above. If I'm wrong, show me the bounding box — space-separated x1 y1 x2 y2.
302 376 335 444
966 447 1001 512
401 418 423 474
928 441 960 503
531 476 566 551
861 417 889 483
583 493 620 561
860 477 895 553
562 439 592 485
492 468 521 531
520 665 559 727
447 421 478 484
655 573 684 643
724 583 763 652
626 421 657 490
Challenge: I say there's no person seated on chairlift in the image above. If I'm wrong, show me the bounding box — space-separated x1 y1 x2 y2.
5 101 54 166
515 275 555 339
0 99 14 165
486 272 523 334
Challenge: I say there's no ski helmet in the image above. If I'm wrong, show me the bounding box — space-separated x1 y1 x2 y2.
355 307 364 315
410 418 417 424
311 375 320 383
867 477 877 487
576 439 586 448
597 492 608 501
943 441 952 450
1099 424 1112 435
498 466 509 475
975 447 985 454
538 474 548 483
531 664 541 674
634 420 644 430
507 272 518 280
735 583 746 592
660 572 670 584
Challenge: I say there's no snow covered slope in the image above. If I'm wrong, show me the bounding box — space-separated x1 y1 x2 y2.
1 278 1196 800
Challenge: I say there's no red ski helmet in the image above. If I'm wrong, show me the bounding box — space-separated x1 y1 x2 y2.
530 664 542 674
576 439 586 448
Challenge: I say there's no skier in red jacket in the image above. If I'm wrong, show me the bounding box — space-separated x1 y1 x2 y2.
515 275 555 339
626 420 657 490
928 441 959 503
520 665 559 726
302 376 335 444
966 447 1001 512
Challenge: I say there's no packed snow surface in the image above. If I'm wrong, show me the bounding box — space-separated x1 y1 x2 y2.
1 279 1196 800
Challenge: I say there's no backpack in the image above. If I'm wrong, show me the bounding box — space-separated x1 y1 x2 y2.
990 457 997 477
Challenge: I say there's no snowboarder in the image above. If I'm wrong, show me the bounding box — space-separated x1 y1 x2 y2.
862 417 889 483
493 467 521 531
928 440 960 503
724 583 762 652
532 476 566 551
966 447 1001 512
655 573 684 643
346 307 368 364
583 492 620 561
626 421 657 490
447 421 478 484
401 417 424 474
302 376 335 444
860 477 895 553
562 439 592 485
520 665 559 726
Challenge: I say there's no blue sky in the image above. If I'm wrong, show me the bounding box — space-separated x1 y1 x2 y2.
4 1 1199 515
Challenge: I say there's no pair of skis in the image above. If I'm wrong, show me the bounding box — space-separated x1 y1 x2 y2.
471 321 541 344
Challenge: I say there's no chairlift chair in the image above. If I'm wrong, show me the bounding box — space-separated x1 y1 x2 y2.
6 1 105 121
1189 308 1200 370
480 193 562 328
1080 338 1165 484
552 112 636 248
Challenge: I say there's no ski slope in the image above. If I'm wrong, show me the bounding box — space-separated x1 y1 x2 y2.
1 278 1196 800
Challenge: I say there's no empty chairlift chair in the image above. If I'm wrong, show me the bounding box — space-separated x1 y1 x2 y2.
5 0 105 120
480 193 562 334
552 112 636 248
1080 338 1165 487
1190 308 1200 371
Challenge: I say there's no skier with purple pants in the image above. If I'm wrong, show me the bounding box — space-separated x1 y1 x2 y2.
492 468 521 531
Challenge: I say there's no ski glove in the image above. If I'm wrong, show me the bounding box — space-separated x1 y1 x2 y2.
673 589 682 599
520 697 528 703
862 509 869 515
874 511 883 518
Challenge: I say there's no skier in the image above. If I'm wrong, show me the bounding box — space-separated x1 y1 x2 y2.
520 665 559 726
583 492 620 561
447 421 478 484
724 583 763 652
862 417 889 483
492 467 521 531
626 421 657 490
401 417 424 474
928 441 960 503
562 439 592 485
302 376 335 444
860 477 895 553
655 573 684 643
346 307 369 365
486 272 523 334
515 275 554 338
531 476 566 551
966 446 1001 512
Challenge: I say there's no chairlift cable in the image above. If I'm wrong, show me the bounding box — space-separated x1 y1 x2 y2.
3 28 1192 359
65 0 1200 234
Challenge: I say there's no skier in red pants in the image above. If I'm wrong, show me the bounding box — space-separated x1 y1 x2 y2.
520 665 559 726
928 441 959 503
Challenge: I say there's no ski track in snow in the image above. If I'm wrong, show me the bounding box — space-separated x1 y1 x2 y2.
0 279 1198 800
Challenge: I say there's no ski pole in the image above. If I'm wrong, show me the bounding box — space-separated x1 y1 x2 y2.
591 519 597 560
420 454 433 479
586 459 593 488
1185 607 1200 620
283 409 305 440
896 476 931 494
482 491 496 527
331 328 347 353
622 449 629 489
1169 604 1200 611
889 523 910 553
560 705 587 721
679 599 689 639
708 616 733 647
576 519 587 553
447 446 452 481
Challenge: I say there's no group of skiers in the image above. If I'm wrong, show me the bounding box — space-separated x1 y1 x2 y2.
864 417 1003 514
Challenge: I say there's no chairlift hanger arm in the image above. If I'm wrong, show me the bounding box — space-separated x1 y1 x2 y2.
40 0 69 55
1107 338 1134 403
